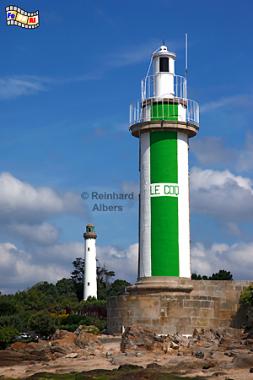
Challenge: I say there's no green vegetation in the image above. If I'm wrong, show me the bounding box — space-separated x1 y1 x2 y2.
240 284 253 305
191 269 233 280
0 326 18 349
3 369 205 380
0 258 130 349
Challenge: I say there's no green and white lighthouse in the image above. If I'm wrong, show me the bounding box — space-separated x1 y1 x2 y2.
129 45 199 279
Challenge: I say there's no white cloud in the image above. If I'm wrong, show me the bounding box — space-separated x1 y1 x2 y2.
236 133 253 172
1 41 180 100
97 243 138 282
106 39 180 69
0 73 102 100
226 222 241 237
0 240 138 294
1 237 252 293
201 94 252 113
191 134 253 173
0 242 68 291
191 136 236 166
9 223 59 245
190 167 253 221
32 242 84 264
191 241 253 279
0 172 82 223
0 76 48 99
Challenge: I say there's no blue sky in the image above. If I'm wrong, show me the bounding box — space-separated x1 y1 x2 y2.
1 0 253 292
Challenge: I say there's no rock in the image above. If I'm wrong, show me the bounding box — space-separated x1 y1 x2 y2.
194 350 205 359
250 368 253 373
202 360 215 370
121 325 185 353
232 353 253 368
162 342 173 354
65 352 78 358
75 324 100 335
121 326 159 352
224 350 238 357
193 328 224 346
50 330 76 349
173 333 190 347
0 349 49 366
106 351 113 358
170 341 179 350
110 358 117 365
135 352 142 357
51 329 71 340
50 345 67 355
118 364 144 371
75 330 100 349
146 362 162 368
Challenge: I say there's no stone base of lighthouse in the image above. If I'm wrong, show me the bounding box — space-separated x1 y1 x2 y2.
107 278 251 335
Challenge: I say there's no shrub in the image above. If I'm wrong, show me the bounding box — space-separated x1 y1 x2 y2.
0 327 18 349
28 312 56 337
240 285 253 306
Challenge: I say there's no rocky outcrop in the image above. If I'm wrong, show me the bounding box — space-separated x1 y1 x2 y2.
74 327 101 350
0 327 103 366
121 325 195 353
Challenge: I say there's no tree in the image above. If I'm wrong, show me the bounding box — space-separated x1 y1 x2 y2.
0 300 17 315
192 270 233 281
28 312 56 337
71 258 85 301
71 258 84 284
56 278 76 297
191 273 202 280
240 285 253 305
0 327 17 349
107 279 130 296
210 270 233 280
71 257 116 300
97 265 115 300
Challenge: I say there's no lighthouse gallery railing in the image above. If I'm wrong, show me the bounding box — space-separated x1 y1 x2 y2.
129 98 200 127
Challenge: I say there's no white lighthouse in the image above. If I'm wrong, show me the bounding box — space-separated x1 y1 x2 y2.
83 224 97 300
130 45 199 279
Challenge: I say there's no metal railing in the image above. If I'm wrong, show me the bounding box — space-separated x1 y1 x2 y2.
141 74 187 100
129 98 200 127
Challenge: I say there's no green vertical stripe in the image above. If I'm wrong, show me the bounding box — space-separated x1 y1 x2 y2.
150 131 178 183
151 103 178 121
150 131 179 276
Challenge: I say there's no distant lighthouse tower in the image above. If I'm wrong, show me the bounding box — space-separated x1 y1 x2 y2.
130 45 199 278
83 224 97 300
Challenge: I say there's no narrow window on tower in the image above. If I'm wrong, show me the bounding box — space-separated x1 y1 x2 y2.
87 282 90 286
88 247 90 251
159 57 169 72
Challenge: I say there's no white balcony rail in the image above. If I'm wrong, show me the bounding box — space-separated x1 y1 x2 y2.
141 74 187 101
129 98 199 127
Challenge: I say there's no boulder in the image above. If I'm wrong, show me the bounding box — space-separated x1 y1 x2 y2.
232 353 253 368
121 326 164 352
75 330 101 349
75 325 100 335
121 325 191 353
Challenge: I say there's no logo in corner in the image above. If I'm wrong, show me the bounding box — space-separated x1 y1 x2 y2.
6 5 39 29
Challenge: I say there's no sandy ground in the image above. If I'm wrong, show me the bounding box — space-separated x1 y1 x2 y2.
0 336 253 380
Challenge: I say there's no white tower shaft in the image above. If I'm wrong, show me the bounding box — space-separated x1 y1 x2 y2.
83 224 97 300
